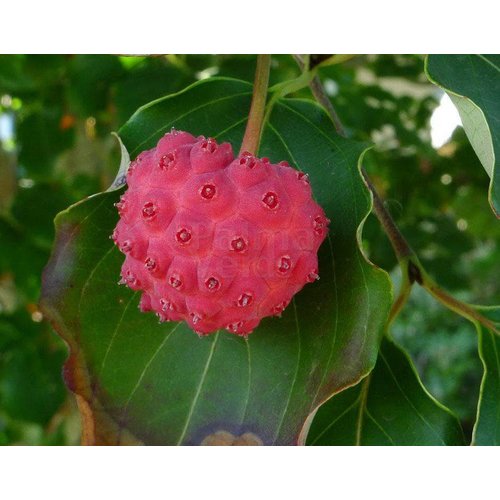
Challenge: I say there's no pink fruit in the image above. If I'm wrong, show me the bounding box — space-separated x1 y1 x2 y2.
112 129 329 337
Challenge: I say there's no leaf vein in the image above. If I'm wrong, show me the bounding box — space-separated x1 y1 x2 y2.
176 332 220 445
122 322 181 411
379 350 446 444
272 299 302 444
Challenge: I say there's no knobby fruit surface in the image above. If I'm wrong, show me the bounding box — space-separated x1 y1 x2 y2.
112 130 329 336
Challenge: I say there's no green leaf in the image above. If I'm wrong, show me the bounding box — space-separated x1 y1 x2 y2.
40 77 391 445
425 55 500 218
113 59 194 125
472 306 500 445
307 337 465 445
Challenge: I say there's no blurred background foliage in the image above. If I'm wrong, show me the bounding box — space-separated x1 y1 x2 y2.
0 54 498 445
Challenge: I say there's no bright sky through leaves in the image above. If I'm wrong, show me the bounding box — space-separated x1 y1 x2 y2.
430 93 462 149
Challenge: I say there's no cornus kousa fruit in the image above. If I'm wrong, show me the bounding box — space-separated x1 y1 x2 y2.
112 129 329 337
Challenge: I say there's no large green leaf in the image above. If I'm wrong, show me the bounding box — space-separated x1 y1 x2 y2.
425 55 500 218
307 337 465 445
40 77 391 445
472 306 500 445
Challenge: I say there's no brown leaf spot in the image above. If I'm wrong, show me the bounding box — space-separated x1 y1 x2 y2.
201 430 263 446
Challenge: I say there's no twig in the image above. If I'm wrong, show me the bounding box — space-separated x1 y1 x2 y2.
362 170 415 261
293 55 346 137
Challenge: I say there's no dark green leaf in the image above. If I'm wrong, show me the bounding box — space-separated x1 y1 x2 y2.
307 337 465 445
41 77 392 445
426 55 500 218
472 306 500 445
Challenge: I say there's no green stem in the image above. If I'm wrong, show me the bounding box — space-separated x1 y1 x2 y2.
239 54 271 155
264 68 317 124
420 271 499 334
293 55 346 137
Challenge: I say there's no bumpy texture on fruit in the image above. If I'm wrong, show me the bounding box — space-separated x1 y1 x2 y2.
112 129 329 336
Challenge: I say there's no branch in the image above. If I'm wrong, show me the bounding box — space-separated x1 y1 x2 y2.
362 170 415 261
293 55 346 137
294 54 498 334
294 54 414 261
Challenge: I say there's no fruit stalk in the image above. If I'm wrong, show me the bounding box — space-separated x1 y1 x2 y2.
239 54 271 156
